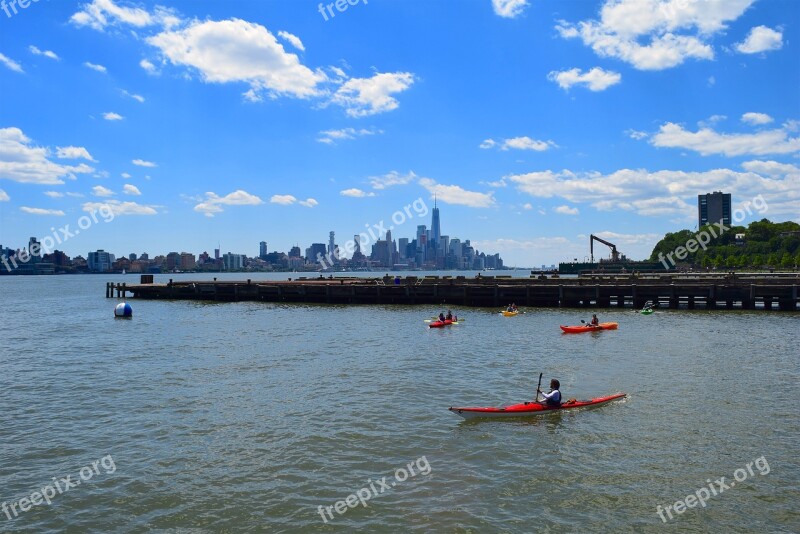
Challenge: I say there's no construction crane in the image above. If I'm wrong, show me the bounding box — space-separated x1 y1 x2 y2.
590 234 620 263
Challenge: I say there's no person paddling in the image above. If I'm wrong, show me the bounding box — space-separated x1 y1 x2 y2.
590 314 599 326
438 312 446 322
538 379 562 407
445 310 453 321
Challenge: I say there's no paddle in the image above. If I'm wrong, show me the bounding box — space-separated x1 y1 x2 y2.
581 319 600 328
535 372 543 402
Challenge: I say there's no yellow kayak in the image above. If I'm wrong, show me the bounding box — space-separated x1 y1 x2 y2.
502 310 519 317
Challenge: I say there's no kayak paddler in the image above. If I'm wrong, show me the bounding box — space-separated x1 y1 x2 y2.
538 379 562 407
590 314 599 326
438 312 446 322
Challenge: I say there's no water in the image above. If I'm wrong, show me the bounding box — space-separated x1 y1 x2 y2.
1 274 798 533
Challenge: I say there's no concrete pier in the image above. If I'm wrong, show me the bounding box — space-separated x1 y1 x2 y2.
105 273 800 311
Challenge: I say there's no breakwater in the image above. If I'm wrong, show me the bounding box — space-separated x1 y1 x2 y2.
106 272 799 310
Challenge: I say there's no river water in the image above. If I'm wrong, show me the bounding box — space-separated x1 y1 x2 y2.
1 273 798 532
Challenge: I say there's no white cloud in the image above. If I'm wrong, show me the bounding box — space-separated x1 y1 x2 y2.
492 0 529 18
123 184 141 196
20 207 65 216
651 122 800 156
140 58 157 73
44 191 64 198
56 146 96 161
277 30 305 52
92 185 114 197
554 205 579 215
0 189 9 201
736 25 782 54
506 163 800 219
741 112 773 126
548 67 621 91
299 198 318 208
481 136 557 151
340 188 375 198
121 172 132 179
556 0 754 70
0 127 95 185
103 112 124 121
0 53 23 73
269 194 297 205
122 90 145 103
194 189 263 217
29 46 59 60
132 159 157 167
369 170 417 190
84 61 107 73
83 200 158 216
626 129 648 140
70 0 172 30
331 72 415 117
147 18 327 101
418 177 495 208
522 203 532 210
318 127 382 144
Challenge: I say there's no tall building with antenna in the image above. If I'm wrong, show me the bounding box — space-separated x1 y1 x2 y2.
430 194 441 248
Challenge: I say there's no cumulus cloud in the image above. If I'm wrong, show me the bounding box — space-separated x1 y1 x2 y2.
318 127 382 144
492 0 529 18
340 188 375 198
132 159 157 167
481 136 557 151
83 200 158 216
736 25 782 54
20 207 66 216
194 189 263 217
122 90 145 103
0 53 23 73
270 194 296 205
92 185 114 197
651 121 800 156
548 67 621 91
0 127 94 184
84 61 107 73
555 0 754 70
369 170 417 190
331 72 415 117
29 46 59 60
299 198 318 208
70 0 179 31
277 30 305 51
123 184 141 195
741 112 773 125
418 177 495 208
103 112 124 121
56 146 96 161
0 189 9 201
554 205 579 215
140 58 157 73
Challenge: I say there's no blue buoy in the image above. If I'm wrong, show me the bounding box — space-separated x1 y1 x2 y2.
114 302 133 318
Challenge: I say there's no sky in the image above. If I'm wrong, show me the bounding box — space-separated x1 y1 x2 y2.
0 0 798 267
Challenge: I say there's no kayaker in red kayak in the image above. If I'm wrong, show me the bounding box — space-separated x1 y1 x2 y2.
590 314 599 326
446 310 454 321
538 379 562 407
438 312 446 322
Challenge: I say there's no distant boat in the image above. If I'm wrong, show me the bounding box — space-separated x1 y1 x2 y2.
122 268 126 275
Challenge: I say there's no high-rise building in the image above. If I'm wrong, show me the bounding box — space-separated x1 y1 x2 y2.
328 231 336 255
28 237 42 264
353 234 361 256
222 253 246 271
259 241 268 258
88 249 115 272
306 243 327 264
431 196 441 247
698 191 731 227
397 238 409 259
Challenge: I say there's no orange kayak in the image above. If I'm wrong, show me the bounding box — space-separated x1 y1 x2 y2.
560 322 618 333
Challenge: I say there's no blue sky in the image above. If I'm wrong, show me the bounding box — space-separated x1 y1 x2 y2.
0 0 798 266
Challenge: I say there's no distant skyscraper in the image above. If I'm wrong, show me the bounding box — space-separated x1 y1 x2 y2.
259 241 268 258
353 234 361 255
431 195 441 247
698 191 731 227
328 231 336 255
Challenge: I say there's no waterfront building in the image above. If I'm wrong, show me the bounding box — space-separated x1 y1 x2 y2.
259 241 268 259
698 191 731 227
88 249 115 272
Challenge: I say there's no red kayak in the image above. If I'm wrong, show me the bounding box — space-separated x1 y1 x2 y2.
429 319 454 328
449 393 626 420
560 322 618 333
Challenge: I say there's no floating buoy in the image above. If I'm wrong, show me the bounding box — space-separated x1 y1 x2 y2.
114 302 133 318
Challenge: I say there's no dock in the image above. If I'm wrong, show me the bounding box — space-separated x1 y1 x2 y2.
105 273 800 311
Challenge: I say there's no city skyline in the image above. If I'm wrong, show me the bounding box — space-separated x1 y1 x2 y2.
0 1 798 266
